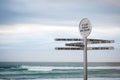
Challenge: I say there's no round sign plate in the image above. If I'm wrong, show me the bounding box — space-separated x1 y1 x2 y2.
79 18 92 38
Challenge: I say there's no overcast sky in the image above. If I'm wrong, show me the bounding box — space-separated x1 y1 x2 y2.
0 0 120 62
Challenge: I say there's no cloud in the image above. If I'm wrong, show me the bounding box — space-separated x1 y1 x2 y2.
0 24 77 35
1 0 82 14
95 27 120 34
97 0 120 7
0 0 119 26
0 23 120 37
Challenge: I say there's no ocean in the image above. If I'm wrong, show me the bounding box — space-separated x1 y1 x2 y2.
0 62 120 80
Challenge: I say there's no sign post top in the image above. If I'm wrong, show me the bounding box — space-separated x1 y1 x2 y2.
79 18 92 38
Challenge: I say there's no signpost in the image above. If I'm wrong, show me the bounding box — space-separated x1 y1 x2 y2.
54 18 114 80
79 18 92 80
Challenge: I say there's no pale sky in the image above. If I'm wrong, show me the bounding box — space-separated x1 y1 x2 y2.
0 0 120 62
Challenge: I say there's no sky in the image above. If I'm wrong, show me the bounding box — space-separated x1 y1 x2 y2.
0 0 120 62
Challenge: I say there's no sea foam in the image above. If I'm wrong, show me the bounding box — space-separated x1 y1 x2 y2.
20 65 120 71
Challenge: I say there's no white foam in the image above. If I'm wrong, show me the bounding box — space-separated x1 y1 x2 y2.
21 65 82 71
21 65 120 71
88 66 120 70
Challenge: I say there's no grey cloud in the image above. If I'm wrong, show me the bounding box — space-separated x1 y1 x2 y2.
96 0 120 7
0 0 120 26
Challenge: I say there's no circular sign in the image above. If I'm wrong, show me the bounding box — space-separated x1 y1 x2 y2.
79 18 92 38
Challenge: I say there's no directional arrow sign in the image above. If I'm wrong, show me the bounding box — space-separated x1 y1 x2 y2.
65 42 84 47
55 38 114 43
55 47 114 50
55 38 83 41
88 39 114 42
65 44 84 47
87 40 114 44
65 41 114 46
55 47 83 50
88 40 114 44
87 47 114 50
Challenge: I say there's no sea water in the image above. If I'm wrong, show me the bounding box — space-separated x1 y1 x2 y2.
0 62 120 80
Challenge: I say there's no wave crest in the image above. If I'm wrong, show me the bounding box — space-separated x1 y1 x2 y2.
20 65 120 72
20 65 82 71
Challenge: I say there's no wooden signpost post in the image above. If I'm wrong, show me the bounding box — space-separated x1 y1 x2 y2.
54 18 114 80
